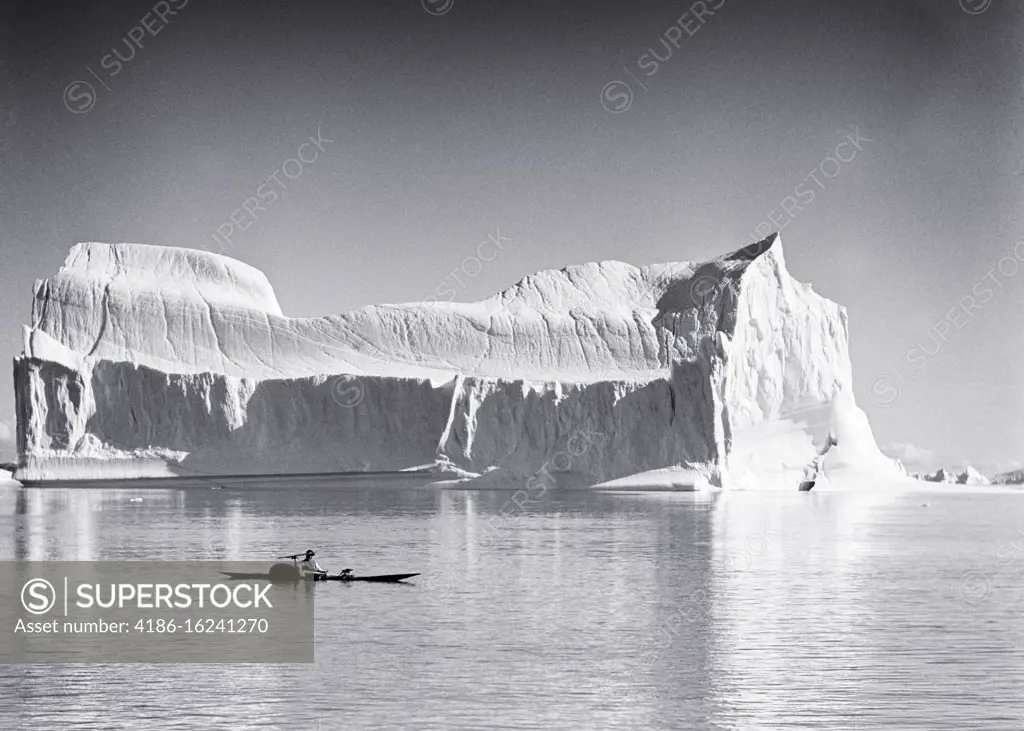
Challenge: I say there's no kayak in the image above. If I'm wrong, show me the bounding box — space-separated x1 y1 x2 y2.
220 569 419 583
315 573 420 583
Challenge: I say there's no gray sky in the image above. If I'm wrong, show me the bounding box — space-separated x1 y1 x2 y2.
0 0 1021 473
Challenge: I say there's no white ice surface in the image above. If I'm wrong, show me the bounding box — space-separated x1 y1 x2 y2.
14 235 915 489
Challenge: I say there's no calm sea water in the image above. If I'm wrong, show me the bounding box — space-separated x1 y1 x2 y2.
1 478 1022 730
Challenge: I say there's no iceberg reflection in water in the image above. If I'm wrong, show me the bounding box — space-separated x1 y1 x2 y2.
0 483 1022 730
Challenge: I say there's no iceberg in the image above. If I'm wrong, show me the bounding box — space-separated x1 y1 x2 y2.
992 469 1024 485
912 466 991 486
12 234 908 489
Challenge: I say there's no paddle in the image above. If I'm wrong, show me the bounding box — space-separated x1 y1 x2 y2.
277 551 329 576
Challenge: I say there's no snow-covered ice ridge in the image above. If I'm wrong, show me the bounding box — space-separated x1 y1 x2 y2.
13 235 907 489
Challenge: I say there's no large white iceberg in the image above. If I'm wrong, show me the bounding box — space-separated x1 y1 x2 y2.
13 234 907 489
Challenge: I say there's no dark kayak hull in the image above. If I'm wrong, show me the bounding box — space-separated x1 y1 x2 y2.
220 571 419 583
220 571 274 580
316 573 420 583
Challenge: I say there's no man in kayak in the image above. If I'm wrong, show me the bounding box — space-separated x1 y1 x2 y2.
297 549 327 578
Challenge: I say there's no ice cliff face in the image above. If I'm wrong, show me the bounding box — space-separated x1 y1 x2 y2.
14 235 904 488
